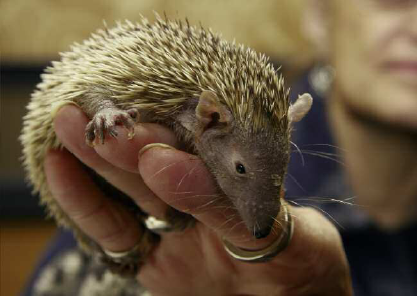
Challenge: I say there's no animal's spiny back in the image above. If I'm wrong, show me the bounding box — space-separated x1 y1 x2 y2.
21 15 291 196
37 15 289 132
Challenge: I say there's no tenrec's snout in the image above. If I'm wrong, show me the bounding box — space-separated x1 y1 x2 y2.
235 196 281 239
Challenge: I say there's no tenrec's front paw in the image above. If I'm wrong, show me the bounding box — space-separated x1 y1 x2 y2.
85 108 139 146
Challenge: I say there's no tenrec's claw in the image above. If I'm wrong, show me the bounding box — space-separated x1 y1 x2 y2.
85 108 139 144
127 129 135 140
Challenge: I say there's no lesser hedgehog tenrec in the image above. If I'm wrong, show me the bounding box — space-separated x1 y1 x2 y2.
20 15 312 258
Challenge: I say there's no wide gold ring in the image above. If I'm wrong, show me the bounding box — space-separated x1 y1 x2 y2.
222 202 293 263
99 226 159 277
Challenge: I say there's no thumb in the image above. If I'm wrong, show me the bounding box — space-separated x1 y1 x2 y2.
232 205 354 296
138 145 353 294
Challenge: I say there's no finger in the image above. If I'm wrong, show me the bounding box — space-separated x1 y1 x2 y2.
54 105 176 218
138 146 283 250
231 206 352 295
93 122 179 174
44 148 142 252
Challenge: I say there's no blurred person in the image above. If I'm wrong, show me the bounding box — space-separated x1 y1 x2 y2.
289 0 417 294
23 0 417 295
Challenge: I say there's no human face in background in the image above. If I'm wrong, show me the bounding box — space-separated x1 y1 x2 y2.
329 0 417 128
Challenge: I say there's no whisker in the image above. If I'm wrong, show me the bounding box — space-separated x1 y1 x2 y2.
193 197 226 211
289 195 361 207
148 159 192 179
218 204 238 215
271 216 284 235
216 215 238 231
167 193 222 201
170 191 196 195
301 143 346 152
175 162 201 192
255 221 261 237
287 199 302 207
296 202 344 229
287 173 307 193
290 141 305 166
224 220 246 239
207 204 236 213
298 151 345 166
300 149 343 159
293 198 356 207
169 193 222 199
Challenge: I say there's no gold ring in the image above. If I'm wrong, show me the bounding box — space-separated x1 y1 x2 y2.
99 227 159 277
222 202 293 263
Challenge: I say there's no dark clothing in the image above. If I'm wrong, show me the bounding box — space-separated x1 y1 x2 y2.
23 71 417 295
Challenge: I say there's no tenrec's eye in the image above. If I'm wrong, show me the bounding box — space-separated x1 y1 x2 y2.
235 163 246 174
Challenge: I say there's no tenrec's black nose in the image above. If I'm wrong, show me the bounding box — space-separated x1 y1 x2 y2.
254 226 272 239
254 216 275 239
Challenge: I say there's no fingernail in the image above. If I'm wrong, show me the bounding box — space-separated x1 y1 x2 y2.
138 143 175 157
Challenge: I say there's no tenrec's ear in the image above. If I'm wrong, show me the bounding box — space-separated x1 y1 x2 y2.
196 91 232 129
288 93 313 123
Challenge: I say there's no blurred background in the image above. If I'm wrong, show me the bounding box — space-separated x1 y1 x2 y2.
0 0 313 295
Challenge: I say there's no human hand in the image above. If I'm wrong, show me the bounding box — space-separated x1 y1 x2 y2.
44 105 353 296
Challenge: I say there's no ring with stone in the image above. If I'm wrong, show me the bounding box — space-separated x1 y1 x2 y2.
143 215 175 234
